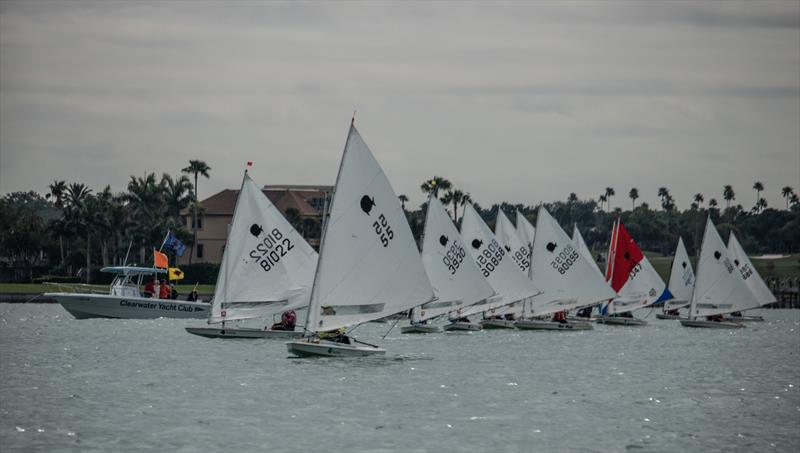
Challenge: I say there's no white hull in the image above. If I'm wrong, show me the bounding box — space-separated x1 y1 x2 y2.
443 322 481 331
47 293 209 319
400 325 441 334
680 319 745 329
515 319 593 331
480 319 517 329
655 313 681 320
185 327 303 339
596 316 647 326
286 339 386 357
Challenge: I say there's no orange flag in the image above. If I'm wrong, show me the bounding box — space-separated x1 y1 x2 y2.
153 250 169 269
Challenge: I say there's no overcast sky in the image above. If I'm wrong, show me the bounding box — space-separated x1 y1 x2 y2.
1 1 798 211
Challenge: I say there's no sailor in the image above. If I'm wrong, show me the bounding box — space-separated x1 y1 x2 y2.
158 280 171 299
143 279 155 298
319 327 350 344
186 290 199 302
551 310 567 323
270 310 297 331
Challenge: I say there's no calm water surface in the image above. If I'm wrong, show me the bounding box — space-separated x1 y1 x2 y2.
1 305 798 452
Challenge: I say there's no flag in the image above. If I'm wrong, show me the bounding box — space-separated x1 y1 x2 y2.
154 250 169 269
168 267 185 280
163 231 187 257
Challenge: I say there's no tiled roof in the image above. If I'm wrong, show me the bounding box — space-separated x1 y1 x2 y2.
182 187 328 216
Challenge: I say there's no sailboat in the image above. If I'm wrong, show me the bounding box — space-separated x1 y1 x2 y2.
286 121 436 357
572 225 603 280
597 219 670 326
680 218 760 328
458 203 542 329
495 210 532 276
515 206 615 330
724 232 775 322
656 237 695 320
185 171 318 339
402 195 496 334
516 211 536 254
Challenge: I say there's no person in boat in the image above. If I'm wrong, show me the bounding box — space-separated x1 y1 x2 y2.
318 327 351 344
158 280 171 299
730 311 742 318
270 310 297 331
503 313 515 321
707 314 724 322
186 290 199 302
666 309 680 316
551 310 568 324
170 287 179 300
577 307 593 318
143 279 155 298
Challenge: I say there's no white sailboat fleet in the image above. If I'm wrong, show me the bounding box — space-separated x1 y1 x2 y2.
681 218 775 328
185 172 318 339
402 195 496 334
515 207 616 330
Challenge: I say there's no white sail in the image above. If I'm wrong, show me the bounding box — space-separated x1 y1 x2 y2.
608 256 666 314
305 125 435 332
728 232 776 307
459 203 541 317
210 174 318 324
516 211 536 255
572 224 604 280
495 210 531 276
419 196 496 321
530 207 616 316
691 218 759 318
666 237 695 309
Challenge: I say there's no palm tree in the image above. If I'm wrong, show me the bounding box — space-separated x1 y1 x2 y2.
628 188 639 210
693 193 704 206
782 186 794 209
161 174 193 222
709 198 718 209
755 197 768 213
723 185 735 208
182 160 211 264
598 194 608 211
458 193 472 223
398 194 408 211
446 189 464 222
46 180 68 267
790 193 799 209
753 181 764 210
605 187 615 210
420 176 451 198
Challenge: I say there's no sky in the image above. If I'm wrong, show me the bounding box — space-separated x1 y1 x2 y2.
1 1 798 211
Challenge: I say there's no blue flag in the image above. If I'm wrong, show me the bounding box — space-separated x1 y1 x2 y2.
164 232 187 257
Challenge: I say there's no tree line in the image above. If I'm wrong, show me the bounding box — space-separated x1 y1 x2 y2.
0 167 797 283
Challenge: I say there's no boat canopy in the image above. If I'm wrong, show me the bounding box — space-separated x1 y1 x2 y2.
100 266 167 275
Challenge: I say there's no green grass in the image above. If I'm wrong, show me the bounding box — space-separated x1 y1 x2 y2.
0 283 216 294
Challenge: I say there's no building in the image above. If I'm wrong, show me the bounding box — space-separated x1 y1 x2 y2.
178 185 332 265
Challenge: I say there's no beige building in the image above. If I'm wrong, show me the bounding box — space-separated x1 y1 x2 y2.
178 184 331 265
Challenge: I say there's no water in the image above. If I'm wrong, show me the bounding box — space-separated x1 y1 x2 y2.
1 305 798 452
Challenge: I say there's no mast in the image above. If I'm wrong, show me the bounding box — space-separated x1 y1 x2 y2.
302 121 355 334
218 168 250 327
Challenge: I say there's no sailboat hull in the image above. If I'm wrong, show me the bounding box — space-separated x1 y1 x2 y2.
443 322 481 331
655 313 682 320
725 315 764 322
596 316 647 326
47 293 210 320
185 327 303 339
480 319 517 329
515 319 593 331
286 339 386 357
400 325 441 334
679 319 745 329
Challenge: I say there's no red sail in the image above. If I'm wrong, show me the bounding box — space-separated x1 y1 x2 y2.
606 221 644 292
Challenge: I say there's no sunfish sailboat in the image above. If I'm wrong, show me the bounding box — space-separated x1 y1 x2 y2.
403 196 496 334
287 122 436 357
598 220 670 326
458 204 541 329
515 207 615 330
656 237 695 320
681 218 760 328
186 172 318 339
725 232 774 322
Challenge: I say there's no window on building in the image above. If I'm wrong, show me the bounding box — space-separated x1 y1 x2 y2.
191 216 203 230
197 244 204 259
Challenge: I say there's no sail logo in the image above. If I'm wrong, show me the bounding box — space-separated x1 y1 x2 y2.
439 235 449 247
248 227 295 273
361 194 394 247
442 240 467 275
475 238 506 278
549 243 579 275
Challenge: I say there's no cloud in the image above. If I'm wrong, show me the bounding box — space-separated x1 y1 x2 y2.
1 1 798 211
